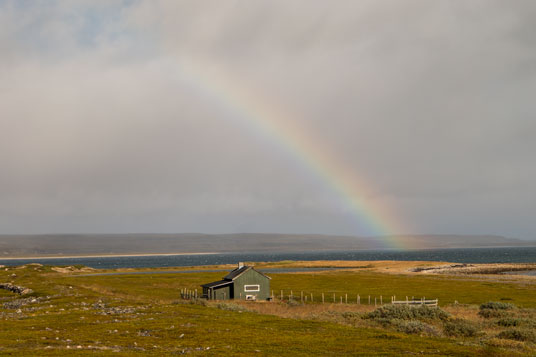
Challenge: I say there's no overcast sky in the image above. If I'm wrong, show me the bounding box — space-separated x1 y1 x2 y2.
1 0 535 238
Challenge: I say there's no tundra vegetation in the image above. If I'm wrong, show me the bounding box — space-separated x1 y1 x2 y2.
0 261 535 356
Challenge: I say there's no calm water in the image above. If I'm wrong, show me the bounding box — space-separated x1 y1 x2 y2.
501 270 536 276
0 246 535 269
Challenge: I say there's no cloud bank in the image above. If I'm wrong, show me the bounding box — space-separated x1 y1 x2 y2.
1 0 535 238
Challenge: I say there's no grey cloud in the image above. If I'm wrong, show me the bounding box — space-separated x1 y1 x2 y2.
1 1 535 237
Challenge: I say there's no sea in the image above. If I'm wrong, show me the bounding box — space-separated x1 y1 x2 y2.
0 246 535 270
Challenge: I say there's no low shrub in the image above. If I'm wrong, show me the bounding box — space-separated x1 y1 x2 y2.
396 320 426 335
478 301 515 319
497 317 522 327
339 311 362 324
497 328 536 342
366 304 449 322
393 320 439 336
478 309 509 319
341 311 361 319
443 318 479 337
395 320 427 334
480 301 515 311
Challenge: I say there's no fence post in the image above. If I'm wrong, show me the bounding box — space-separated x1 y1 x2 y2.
322 293 324 304
374 297 377 307
311 293 313 302
301 291 303 302
281 290 283 300
368 295 371 305
358 294 360 305
333 293 335 303
345 294 347 304
380 296 382 305
305 296 308 303
340 296 342 304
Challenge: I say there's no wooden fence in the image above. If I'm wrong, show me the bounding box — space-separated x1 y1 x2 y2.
180 288 198 300
270 290 437 307
391 295 438 307
179 288 438 307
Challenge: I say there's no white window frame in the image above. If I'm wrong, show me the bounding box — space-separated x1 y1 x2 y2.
244 284 260 292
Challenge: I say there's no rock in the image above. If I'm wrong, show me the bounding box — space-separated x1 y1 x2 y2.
0 283 33 295
92 301 135 315
3 296 45 309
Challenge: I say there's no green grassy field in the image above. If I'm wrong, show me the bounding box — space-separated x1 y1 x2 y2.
0 263 535 355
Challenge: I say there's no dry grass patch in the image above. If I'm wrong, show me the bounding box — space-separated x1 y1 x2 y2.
230 300 375 322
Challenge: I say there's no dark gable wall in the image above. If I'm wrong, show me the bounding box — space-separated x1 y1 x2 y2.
213 285 231 300
204 284 232 300
234 269 270 300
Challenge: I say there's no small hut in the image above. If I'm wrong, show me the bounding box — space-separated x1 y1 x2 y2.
201 262 271 301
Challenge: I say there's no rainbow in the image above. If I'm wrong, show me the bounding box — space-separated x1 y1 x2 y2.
167 60 408 248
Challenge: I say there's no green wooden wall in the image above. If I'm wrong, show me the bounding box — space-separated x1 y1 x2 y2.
233 269 270 300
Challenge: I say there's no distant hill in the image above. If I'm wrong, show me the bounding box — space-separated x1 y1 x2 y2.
0 233 534 257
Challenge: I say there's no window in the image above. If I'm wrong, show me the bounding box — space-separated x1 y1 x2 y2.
244 284 260 292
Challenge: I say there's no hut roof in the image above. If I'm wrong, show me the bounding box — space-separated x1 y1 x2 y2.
223 266 271 281
223 266 250 280
201 280 233 289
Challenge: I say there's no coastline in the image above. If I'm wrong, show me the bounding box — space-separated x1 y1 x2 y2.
0 252 220 260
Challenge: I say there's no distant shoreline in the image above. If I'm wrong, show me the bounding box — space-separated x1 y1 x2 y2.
0 252 220 260
2 245 536 261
